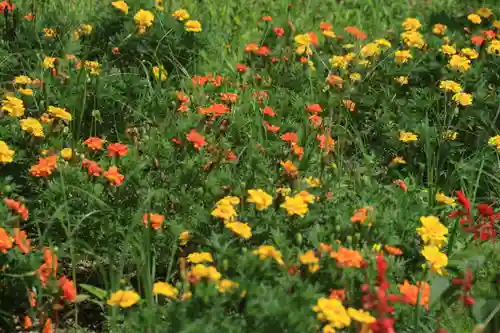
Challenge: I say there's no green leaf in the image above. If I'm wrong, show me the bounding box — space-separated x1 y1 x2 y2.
429 275 451 307
79 284 107 300
472 298 487 322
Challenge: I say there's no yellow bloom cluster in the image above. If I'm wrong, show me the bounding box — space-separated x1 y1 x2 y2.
417 216 448 275
247 189 273 210
299 250 320 273
187 252 213 264
488 135 500 151
211 196 239 222
252 245 284 265
134 9 155 34
0 141 15 164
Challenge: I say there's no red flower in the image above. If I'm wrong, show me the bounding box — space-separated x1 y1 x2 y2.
344 26 366 40
262 106 276 116
103 166 125 186
306 104 322 113
264 121 280 133
0 0 15 12
186 130 206 150
107 143 128 157
199 103 230 117
273 27 285 37
280 132 298 145
220 93 239 104
471 35 485 46
309 115 322 127
258 46 271 56
226 150 238 161
82 159 102 176
393 179 408 192
236 64 249 72
59 276 77 302
452 270 475 306
83 137 105 151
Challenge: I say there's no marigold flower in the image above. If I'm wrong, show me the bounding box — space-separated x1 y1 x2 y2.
172 9 189 21
83 137 104 152
187 252 213 264
384 245 403 256
439 80 462 93
20 118 44 137
448 55 471 72
60 148 73 161
134 9 154 28
82 159 102 176
399 131 418 142
347 308 376 324
211 202 238 222
402 17 421 31
461 48 478 59
467 14 481 24
152 65 167 81
235 64 248 73
1 95 24 117
281 195 308 216
313 298 351 328
343 99 356 112
330 55 349 69
252 245 284 265
264 122 280 133
316 134 336 151
186 129 206 150
0 141 14 164
142 213 165 230
0 228 13 254
107 290 140 308
488 135 500 150
18 88 33 96
399 280 430 309
42 318 53 333
38 248 58 286
360 43 381 57
59 276 77 302
394 50 412 64
344 26 366 40
351 207 373 224
471 35 485 46
327 74 343 88
400 30 425 48
391 156 406 165
107 143 128 157
111 0 128 14
440 44 456 55
188 264 221 283
273 27 285 37
417 216 448 248
306 104 322 114
280 160 298 177
179 231 190 246
217 279 239 293
349 73 361 81
42 56 56 69
280 132 299 145
247 189 273 210
421 245 448 275
103 166 125 186
294 32 317 55
185 20 202 32
486 39 500 55
299 250 320 273
14 229 31 254
30 155 58 177
433 24 447 35
332 247 364 268
226 221 252 239
153 282 179 298
452 92 473 106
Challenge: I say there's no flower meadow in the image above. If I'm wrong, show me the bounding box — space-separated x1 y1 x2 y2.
0 0 499 332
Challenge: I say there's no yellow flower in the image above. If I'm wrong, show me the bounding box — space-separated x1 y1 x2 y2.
467 14 481 24
402 17 422 31
107 290 140 308
436 192 455 205
225 221 252 239
400 30 425 48
452 92 473 106
153 282 178 299
394 76 408 85
14 75 32 85
304 176 321 188
342 43 355 49
372 243 382 252
247 189 273 210
179 231 190 246
375 39 391 48
252 245 284 265
211 202 237 222
299 250 320 273
349 72 361 81
43 28 57 38
218 196 240 206
298 190 316 204
42 56 56 69
18 88 33 96
487 135 500 150
399 131 418 142
421 245 448 275
360 43 381 57
20 118 44 137
134 9 154 28
60 148 73 161
172 9 190 21
347 308 376 324
330 55 349 69
48 106 72 121
79 24 92 35
0 141 15 164
486 40 500 55
391 156 406 165
439 80 462 93
189 264 221 282
84 60 101 76
322 325 336 333
323 30 336 38
476 8 493 18
185 20 202 33
111 0 128 14
432 24 447 35
493 20 500 30
461 48 478 59
152 65 167 81
313 298 351 328
448 55 471 72
394 50 412 64
1 95 24 117
187 252 213 264
276 187 292 196
294 33 315 56
440 44 456 55
357 59 370 67
442 130 457 141
217 279 239 293
281 195 309 216
417 216 448 248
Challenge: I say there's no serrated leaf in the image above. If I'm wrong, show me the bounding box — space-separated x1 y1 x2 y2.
79 284 107 300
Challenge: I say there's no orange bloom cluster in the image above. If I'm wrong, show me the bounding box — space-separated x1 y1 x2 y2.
316 134 336 152
331 247 365 268
142 213 165 230
0 228 13 253
38 247 58 286
4 198 29 221
107 143 128 157
59 276 77 302
351 206 373 224
30 155 58 177
186 129 206 150
399 280 430 310
191 74 223 87
82 159 102 176
103 166 125 186
14 229 31 254
344 26 367 40
176 91 190 113
199 103 230 117
83 137 105 151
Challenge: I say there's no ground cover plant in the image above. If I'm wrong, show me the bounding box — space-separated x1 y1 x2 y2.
0 0 499 332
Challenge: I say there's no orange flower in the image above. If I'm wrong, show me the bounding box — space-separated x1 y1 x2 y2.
320 22 333 31
384 245 403 256
112 47 119 55
186 130 206 150
343 99 356 112
82 159 102 176
309 115 322 127
280 160 298 177
107 143 128 157
14 229 31 254
103 166 125 186
4 198 29 221
236 64 248 72
199 103 230 117
327 74 343 88
399 280 430 310
319 243 334 256
280 132 298 145
292 144 304 159
331 247 365 268
83 137 105 151
192 75 209 86
471 35 485 45
264 122 280 133
43 318 53 333
258 46 271 56
262 15 272 21
306 104 322 113
38 248 58 286
350 206 373 224
142 213 165 230
344 26 366 40
0 228 13 254
316 134 336 152
262 106 276 116
178 102 189 113
30 155 58 177
220 93 238 104
23 315 32 330
328 289 345 301
176 91 190 103
59 276 77 302
393 179 408 192
244 43 259 53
